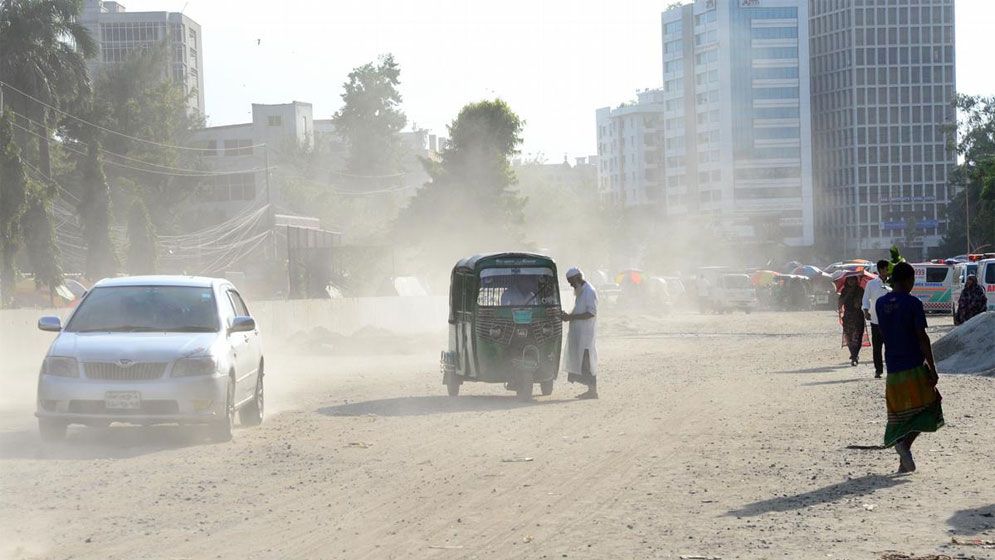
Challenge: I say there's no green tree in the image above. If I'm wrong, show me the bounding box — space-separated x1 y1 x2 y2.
85 46 205 229
395 99 526 276
331 54 407 186
0 110 30 307
940 94 995 254
76 140 118 279
21 185 63 291
0 0 96 176
126 198 156 275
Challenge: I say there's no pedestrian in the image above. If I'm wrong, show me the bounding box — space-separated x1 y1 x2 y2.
862 259 892 378
561 267 599 400
838 275 866 366
955 274 987 325
875 262 944 473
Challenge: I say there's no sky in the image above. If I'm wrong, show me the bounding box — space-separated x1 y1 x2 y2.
119 0 995 162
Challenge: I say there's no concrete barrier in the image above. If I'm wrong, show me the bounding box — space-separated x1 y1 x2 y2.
0 296 448 376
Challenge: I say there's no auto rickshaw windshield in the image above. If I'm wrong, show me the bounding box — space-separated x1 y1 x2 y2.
477 268 560 307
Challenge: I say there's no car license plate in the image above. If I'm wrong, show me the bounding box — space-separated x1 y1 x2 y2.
105 391 141 410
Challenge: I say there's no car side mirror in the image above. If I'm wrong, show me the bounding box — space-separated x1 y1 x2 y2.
229 316 256 334
38 316 62 332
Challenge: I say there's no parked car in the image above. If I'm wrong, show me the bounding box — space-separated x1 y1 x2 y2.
35 276 264 442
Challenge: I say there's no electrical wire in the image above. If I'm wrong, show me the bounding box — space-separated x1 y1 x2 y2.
9 119 273 177
5 108 259 176
0 79 267 153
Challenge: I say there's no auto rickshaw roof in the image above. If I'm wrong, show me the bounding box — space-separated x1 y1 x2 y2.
453 252 557 274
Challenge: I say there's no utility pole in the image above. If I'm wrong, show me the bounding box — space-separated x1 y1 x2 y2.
965 181 972 254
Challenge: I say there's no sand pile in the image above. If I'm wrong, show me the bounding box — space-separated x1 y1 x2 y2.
934 311 995 375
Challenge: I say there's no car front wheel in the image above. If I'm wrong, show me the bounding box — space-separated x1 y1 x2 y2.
209 378 235 442
239 369 264 427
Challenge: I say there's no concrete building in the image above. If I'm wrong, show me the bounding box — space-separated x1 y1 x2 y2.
595 89 666 207
189 102 314 219
191 102 444 221
81 0 205 115
660 0 814 246
810 0 957 259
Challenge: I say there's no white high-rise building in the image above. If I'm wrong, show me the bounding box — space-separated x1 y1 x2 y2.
595 89 666 207
661 0 814 246
81 0 205 116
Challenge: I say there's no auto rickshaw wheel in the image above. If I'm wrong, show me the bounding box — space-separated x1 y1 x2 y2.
445 373 461 397
540 381 554 396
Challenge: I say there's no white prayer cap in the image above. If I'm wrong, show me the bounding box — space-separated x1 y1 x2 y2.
566 267 583 279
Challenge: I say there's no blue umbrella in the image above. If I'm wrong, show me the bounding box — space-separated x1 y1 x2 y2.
791 265 824 278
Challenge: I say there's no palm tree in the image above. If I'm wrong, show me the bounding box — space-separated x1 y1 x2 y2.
0 0 96 176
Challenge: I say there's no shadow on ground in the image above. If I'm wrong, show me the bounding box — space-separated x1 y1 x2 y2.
776 364 851 374
319 395 578 417
947 504 995 536
801 378 867 386
726 474 909 517
0 424 222 461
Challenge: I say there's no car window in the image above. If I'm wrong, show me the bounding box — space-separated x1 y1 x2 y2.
66 286 219 333
986 264 995 284
924 267 949 283
219 289 238 323
228 290 250 316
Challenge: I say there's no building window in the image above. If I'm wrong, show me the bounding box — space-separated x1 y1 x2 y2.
223 139 254 156
267 116 282 127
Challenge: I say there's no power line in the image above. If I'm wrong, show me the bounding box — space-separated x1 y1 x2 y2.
9 119 272 177
0 79 267 153
6 107 261 176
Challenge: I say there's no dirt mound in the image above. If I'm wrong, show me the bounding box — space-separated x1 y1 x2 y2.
934 311 995 375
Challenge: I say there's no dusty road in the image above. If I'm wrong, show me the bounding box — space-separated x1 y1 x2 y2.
1 310 993 559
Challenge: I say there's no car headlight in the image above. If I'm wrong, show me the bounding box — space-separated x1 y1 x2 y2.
172 357 218 377
41 357 79 378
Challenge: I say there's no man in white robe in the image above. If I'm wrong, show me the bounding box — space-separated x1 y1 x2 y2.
562 267 599 399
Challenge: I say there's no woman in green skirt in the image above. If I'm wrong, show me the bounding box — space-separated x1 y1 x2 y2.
874 262 944 473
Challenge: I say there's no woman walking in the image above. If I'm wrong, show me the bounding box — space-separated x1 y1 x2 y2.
839 275 866 366
955 274 987 325
876 262 944 473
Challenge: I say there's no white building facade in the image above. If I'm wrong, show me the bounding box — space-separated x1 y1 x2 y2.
595 89 666 207
661 0 814 246
81 0 205 115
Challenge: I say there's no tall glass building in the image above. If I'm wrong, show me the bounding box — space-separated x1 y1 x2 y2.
661 0 814 246
810 0 956 259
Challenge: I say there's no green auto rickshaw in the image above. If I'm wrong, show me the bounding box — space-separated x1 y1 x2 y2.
440 253 563 399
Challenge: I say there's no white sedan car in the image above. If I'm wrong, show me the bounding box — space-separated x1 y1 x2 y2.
35 276 264 442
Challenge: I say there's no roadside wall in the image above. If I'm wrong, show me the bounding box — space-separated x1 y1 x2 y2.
0 296 448 375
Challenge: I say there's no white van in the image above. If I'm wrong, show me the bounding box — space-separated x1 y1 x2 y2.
978 258 995 312
910 263 954 314
717 273 758 314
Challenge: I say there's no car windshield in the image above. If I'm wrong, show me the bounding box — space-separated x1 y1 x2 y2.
66 286 219 333
477 268 560 307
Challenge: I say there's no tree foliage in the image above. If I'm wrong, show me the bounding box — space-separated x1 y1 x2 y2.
0 0 96 175
395 99 526 276
21 186 63 290
331 54 407 184
76 140 118 280
0 110 30 307
940 94 995 254
85 46 205 228
126 198 157 275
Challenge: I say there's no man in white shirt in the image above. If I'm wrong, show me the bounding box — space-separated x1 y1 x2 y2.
862 259 892 378
562 267 599 399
